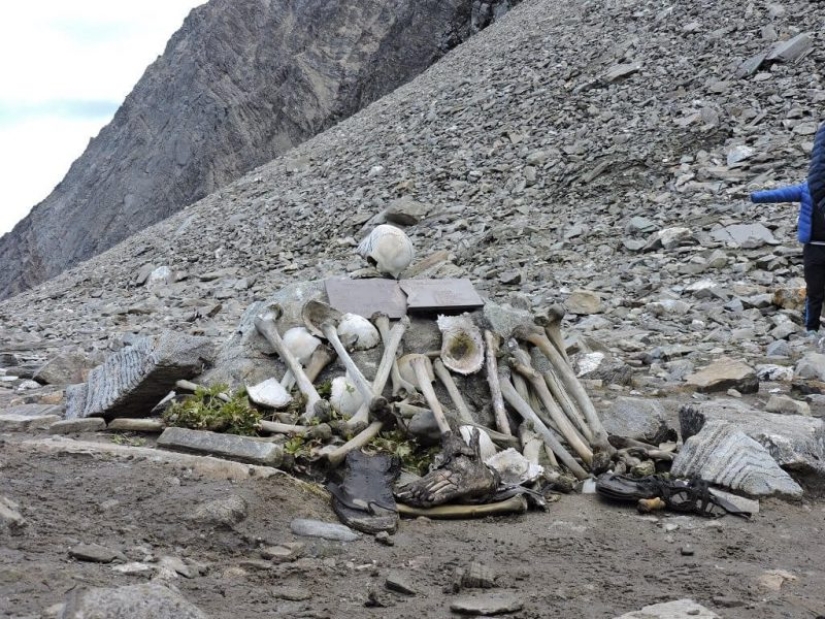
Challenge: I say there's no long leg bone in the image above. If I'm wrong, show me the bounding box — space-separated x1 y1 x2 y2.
499 367 588 480
514 324 612 453
433 358 475 424
254 306 327 421
304 345 335 383
406 354 451 436
374 313 416 396
483 330 512 436
531 347 592 443
344 316 410 429
508 341 593 465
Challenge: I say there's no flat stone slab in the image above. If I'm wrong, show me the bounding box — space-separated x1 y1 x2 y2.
290 518 360 542
106 418 165 432
685 358 758 394
450 592 524 615
65 331 215 420
69 543 126 563
680 399 825 474
21 437 287 482
0 496 26 532
400 279 484 313
326 277 407 319
672 420 803 497
614 599 720 618
0 404 62 431
49 418 106 434
59 583 208 619
158 427 283 467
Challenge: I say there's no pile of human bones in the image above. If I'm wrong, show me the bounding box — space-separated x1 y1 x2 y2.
229 225 639 515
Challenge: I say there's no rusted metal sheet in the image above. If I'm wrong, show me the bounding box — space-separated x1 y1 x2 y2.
325 278 407 319
400 279 484 313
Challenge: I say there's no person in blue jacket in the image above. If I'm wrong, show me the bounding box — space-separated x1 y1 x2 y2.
751 122 825 333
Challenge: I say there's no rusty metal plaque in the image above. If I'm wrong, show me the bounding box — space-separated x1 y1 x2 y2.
400 279 484 313
325 278 407 319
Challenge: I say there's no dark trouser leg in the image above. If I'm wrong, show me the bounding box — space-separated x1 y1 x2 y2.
803 244 825 331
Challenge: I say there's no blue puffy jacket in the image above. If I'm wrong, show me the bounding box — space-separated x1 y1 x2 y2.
751 122 825 244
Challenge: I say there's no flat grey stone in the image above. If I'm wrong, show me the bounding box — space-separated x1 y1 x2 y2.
290 518 360 542
65 331 215 420
450 592 524 615
794 352 825 381
0 404 62 431
158 427 283 467
685 358 758 394
271 586 312 601
106 418 165 432
385 571 417 595
672 420 803 497
49 418 107 434
58 583 208 619
69 543 126 564
767 32 813 63
709 223 777 248
34 352 96 385
614 599 720 618
565 290 603 315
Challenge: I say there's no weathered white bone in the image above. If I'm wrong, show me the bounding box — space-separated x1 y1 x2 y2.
514 324 612 453
437 314 484 375
304 345 335 383
532 347 592 443
499 367 588 480
258 420 332 441
326 420 384 468
535 304 569 363
373 313 416 396
344 316 410 429
302 300 384 413
508 342 593 465
254 306 326 420
433 358 475 424
483 330 512 436
404 354 452 436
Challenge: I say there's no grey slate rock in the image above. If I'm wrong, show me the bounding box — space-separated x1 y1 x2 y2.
58 583 209 619
614 599 720 619
158 427 283 467
602 397 673 444
450 592 524 615
0 405 62 432
290 518 360 542
190 495 248 527
671 420 803 497
49 418 107 435
766 32 813 64
69 543 126 563
0 496 27 533
685 358 758 394
33 351 95 385
709 223 778 248
65 331 215 420
680 400 825 474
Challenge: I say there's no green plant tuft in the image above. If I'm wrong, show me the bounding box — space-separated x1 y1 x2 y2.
162 384 261 436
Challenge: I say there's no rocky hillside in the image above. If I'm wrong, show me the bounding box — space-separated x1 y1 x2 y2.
1 0 823 392
0 0 519 300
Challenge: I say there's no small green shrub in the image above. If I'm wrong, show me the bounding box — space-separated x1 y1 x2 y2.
163 384 261 436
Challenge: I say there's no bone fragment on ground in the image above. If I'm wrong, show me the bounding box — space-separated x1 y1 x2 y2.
535 304 569 363
402 354 452 436
326 421 384 468
499 368 588 480
483 330 512 436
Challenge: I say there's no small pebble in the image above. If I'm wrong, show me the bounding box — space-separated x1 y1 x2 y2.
681 545 695 556
375 531 395 546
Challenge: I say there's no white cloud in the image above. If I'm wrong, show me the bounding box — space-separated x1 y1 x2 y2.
0 1 206 236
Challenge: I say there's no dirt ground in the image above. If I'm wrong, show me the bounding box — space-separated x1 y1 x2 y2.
2 429 825 619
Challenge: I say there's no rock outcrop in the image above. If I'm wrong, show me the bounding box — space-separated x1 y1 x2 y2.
0 0 519 300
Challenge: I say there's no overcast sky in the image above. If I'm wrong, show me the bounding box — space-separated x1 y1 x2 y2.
0 1 206 237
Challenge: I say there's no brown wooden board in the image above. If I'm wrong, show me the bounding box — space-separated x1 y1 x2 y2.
325 278 407 319
400 279 484 313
